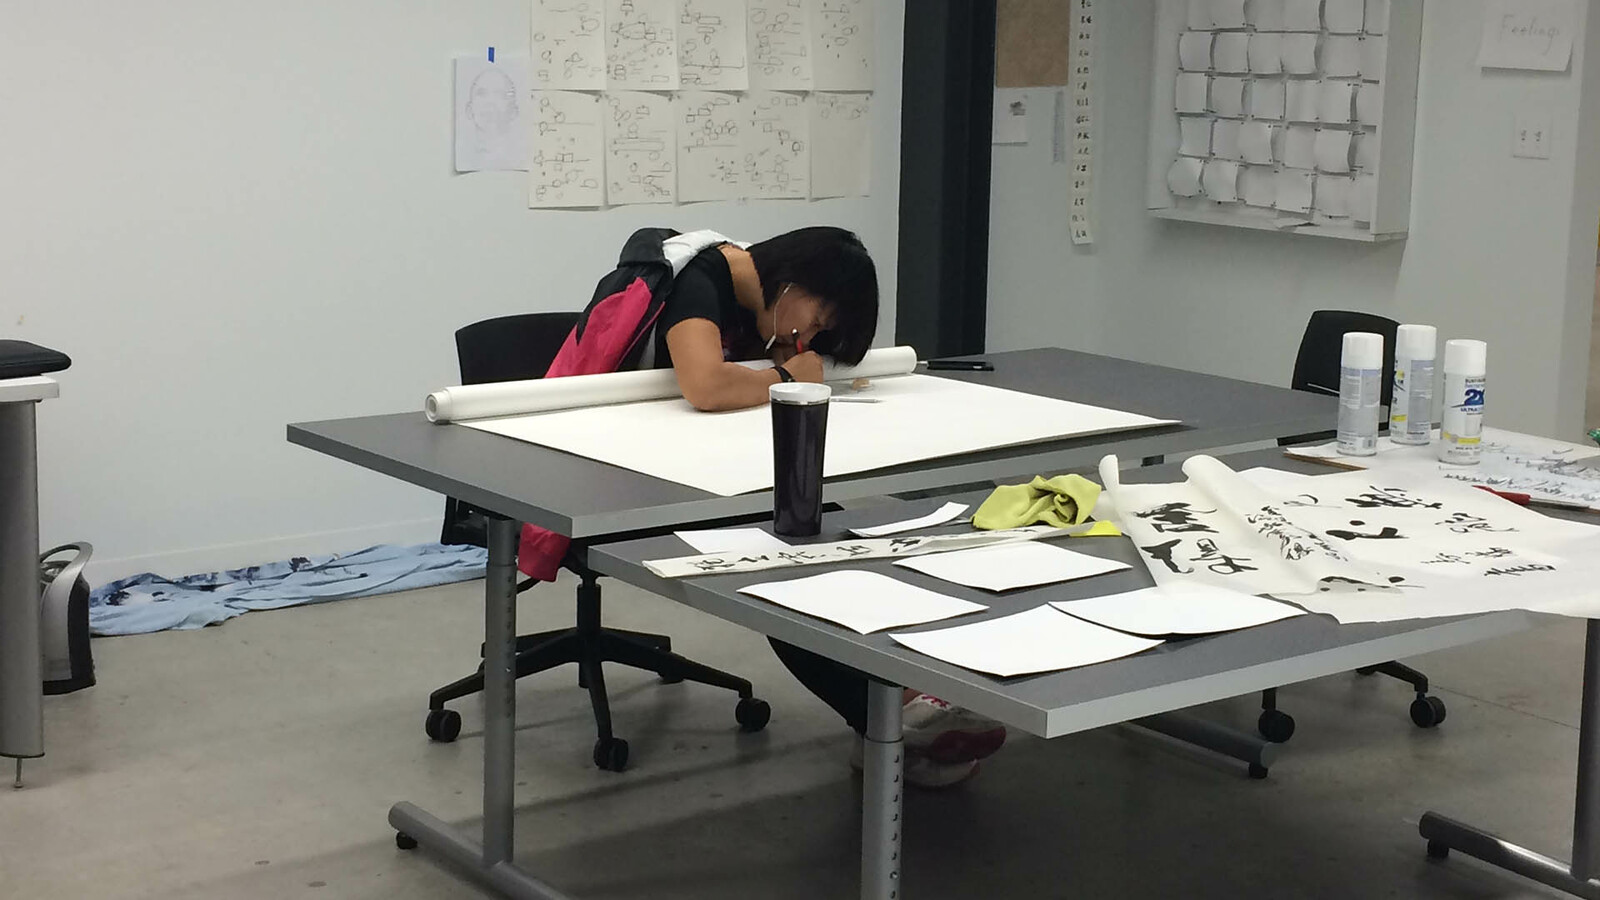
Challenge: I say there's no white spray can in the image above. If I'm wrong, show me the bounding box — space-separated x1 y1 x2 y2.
1336 332 1383 456
1390 324 1436 446
1438 339 1487 465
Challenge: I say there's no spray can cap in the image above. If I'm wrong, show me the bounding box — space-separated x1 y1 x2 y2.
1396 324 1437 360
1444 339 1487 375
1341 332 1384 370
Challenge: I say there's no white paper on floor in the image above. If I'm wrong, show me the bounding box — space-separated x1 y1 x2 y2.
1051 583 1304 636
738 569 986 634
890 605 1163 678
850 502 971 538
894 540 1131 592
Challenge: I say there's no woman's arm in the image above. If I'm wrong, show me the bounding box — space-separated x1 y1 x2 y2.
666 319 823 411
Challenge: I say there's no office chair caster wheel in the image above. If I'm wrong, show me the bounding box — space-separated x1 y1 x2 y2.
1257 709 1296 743
1426 840 1450 860
1410 695 1447 728
1247 763 1269 780
395 832 418 851
735 697 771 732
425 709 462 743
593 737 630 772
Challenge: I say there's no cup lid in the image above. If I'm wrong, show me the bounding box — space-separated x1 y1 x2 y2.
769 382 832 405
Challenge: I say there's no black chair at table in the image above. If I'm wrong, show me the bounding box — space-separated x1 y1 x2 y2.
1256 310 1447 745
426 312 769 771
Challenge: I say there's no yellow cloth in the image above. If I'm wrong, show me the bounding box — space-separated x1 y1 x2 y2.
973 474 1122 537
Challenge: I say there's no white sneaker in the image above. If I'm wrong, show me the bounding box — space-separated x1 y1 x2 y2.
849 735 979 790
900 694 1008 765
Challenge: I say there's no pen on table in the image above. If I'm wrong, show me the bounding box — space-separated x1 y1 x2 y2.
924 358 995 372
1473 485 1592 512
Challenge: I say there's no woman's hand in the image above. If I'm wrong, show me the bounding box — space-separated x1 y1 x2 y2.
780 351 825 383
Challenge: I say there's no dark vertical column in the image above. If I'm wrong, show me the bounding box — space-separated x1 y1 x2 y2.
895 1 997 359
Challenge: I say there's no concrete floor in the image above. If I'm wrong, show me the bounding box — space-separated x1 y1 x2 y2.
1 572 1586 900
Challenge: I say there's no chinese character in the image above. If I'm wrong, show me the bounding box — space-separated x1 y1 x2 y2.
1326 520 1404 541
1141 538 1194 574
1135 502 1217 534
1192 538 1258 576
1436 512 1512 534
1346 487 1443 510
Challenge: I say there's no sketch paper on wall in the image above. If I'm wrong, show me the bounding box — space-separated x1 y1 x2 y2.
680 0 750 89
529 91 606 207
606 0 680 89
455 57 530 172
809 92 870 197
747 0 813 89
531 0 607 89
677 91 745 201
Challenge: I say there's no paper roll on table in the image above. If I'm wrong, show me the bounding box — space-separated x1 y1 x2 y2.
424 345 920 423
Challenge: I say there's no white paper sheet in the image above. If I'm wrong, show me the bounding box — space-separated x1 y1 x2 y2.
1179 31 1215 71
1320 81 1355 123
1314 128 1353 171
1275 167 1315 212
1180 116 1213 156
1052 583 1304 636
529 91 606 207
1325 0 1364 33
455 58 530 172
1360 36 1387 80
1212 119 1243 160
1176 73 1210 114
531 0 606 89
676 528 791 554
1211 77 1246 117
1168 156 1205 196
1314 173 1352 216
679 0 749 89
1281 33 1320 74
1240 121 1276 163
850 502 970 538
1354 129 1380 168
467 373 1175 497
1365 0 1389 33
1349 172 1377 221
605 0 679 89
1283 124 1317 168
745 90 809 198
1210 0 1249 28
748 0 813 89
604 91 676 204
676 91 745 202
1249 34 1284 74
1248 0 1287 30
1284 0 1323 30
1188 0 1215 30
1356 82 1383 125
740 570 986 634
1241 164 1279 206
895 541 1131 593
1250 78 1286 118
1286 79 1320 121
1214 33 1252 73
993 88 1029 144
812 0 873 90
890 605 1163 678
1202 159 1241 202
645 525 1074 579
811 92 870 198
1322 36 1361 77
1478 0 1576 72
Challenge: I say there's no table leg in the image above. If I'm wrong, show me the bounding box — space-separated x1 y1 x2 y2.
389 515 577 900
862 680 905 900
0 401 44 783
1417 619 1600 899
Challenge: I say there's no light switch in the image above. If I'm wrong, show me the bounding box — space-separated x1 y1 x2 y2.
1514 111 1553 159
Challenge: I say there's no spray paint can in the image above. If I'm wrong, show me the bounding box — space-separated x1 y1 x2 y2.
1390 324 1436 446
1438 339 1487 465
1336 332 1383 457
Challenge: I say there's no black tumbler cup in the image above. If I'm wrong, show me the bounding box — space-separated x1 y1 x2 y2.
770 382 831 536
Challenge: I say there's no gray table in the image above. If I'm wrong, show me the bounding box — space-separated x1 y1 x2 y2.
0 376 57 789
590 455 1548 900
286 349 1341 900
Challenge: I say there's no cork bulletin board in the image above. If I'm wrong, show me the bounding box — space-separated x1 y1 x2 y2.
996 0 1074 87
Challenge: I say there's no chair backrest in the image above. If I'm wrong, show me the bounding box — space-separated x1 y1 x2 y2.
441 312 581 548
454 312 582 386
1291 310 1400 408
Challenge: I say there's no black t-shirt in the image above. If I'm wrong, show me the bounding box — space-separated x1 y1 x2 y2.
651 246 760 368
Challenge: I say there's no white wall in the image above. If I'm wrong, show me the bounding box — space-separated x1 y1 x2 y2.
4 1 904 581
988 0 1600 442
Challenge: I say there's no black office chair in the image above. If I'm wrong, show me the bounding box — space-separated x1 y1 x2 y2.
1257 310 1446 744
427 312 770 771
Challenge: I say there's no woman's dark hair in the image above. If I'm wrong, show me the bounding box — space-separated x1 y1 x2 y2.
746 226 879 365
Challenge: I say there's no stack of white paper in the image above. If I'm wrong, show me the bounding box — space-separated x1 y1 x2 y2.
676 528 791 554
895 541 1131 592
849 502 970 538
890 606 1163 678
739 570 987 634
1052 584 1304 636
